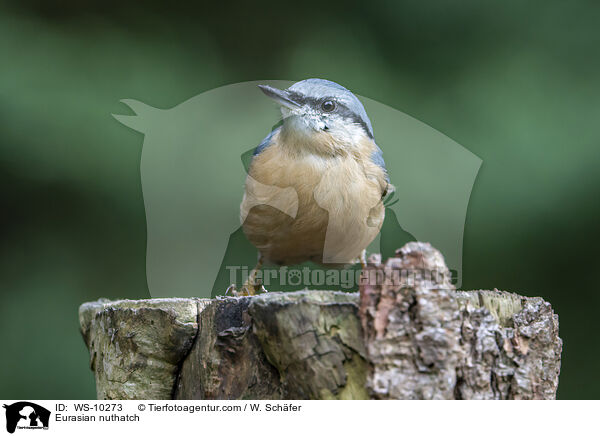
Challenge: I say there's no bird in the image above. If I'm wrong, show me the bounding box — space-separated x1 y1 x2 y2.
231 78 391 295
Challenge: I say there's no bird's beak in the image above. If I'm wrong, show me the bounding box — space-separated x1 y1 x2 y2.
258 85 302 110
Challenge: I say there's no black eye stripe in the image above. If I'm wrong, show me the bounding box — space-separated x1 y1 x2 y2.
286 91 374 139
288 93 347 114
335 106 375 139
287 91 310 105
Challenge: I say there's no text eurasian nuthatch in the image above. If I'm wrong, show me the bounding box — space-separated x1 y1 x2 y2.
235 78 391 295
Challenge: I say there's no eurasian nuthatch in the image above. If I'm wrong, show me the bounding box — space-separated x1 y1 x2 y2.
236 78 391 295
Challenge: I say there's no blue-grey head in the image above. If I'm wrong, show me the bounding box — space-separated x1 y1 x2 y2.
258 79 375 153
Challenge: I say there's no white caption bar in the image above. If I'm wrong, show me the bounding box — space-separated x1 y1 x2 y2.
1 400 596 436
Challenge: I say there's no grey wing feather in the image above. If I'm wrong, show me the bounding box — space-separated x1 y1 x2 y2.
371 143 390 183
253 127 280 157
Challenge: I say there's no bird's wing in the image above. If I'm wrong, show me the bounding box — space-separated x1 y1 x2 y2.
370 143 388 178
253 126 281 157
370 142 393 200
240 126 281 175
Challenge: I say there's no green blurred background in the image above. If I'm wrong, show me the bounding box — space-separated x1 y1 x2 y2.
1 0 598 399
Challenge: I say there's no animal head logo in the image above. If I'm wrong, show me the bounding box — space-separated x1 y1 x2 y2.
3 402 50 433
113 80 481 298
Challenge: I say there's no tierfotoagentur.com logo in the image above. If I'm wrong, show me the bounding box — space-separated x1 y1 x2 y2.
227 264 455 290
3 402 50 434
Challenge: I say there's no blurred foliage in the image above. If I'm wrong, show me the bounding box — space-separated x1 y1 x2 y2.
1 0 599 399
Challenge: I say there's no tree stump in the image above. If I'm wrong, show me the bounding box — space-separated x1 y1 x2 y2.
79 243 562 400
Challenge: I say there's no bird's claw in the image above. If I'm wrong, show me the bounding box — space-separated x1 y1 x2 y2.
225 284 241 296
225 283 268 297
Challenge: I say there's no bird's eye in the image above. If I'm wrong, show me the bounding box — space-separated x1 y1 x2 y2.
321 100 336 112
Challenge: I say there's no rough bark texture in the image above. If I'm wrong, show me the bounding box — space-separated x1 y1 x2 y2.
359 242 562 399
79 243 562 400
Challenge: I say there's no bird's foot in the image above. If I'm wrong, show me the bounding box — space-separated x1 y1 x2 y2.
225 284 241 296
225 282 268 297
359 249 368 268
249 283 268 295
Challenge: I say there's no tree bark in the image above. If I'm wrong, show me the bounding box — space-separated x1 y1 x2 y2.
79 243 562 400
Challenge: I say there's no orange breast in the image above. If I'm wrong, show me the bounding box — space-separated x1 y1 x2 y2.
241 131 387 265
